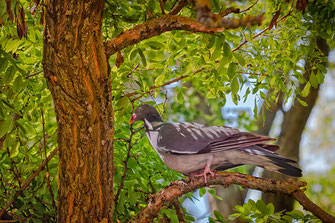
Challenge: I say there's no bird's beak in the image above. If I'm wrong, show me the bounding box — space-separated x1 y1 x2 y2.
129 114 136 125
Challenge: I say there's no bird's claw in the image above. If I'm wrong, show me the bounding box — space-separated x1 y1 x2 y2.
194 165 215 183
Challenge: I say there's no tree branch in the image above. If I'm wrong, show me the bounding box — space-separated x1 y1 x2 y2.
132 172 335 223
0 148 58 218
171 199 186 222
105 15 218 57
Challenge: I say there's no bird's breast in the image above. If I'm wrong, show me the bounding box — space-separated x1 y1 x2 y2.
161 153 213 175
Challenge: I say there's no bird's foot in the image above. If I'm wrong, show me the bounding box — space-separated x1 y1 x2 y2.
194 165 215 183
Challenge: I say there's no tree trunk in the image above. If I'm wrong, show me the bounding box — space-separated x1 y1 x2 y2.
263 37 330 211
42 1 114 222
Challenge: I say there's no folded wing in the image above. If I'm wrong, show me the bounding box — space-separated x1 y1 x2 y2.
157 122 277 154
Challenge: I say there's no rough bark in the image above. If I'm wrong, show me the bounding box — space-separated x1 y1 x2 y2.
263 37 330 211
42 0 114 222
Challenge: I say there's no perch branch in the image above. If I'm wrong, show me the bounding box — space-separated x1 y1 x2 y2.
132 172 335 223
0 148 58 218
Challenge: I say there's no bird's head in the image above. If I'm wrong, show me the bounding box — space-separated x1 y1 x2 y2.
129 104 162 125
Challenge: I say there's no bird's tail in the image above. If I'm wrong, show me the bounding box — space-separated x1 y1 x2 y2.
236 146 302 177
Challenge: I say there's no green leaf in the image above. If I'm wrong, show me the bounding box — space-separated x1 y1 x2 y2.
13 76 24 93
211 39 223 61
10 140 20 158
208 217 216 223
316 64 327 74
129 48 138 60
287 210 304 219
176 90 184 104
233 52 245 66
4 132 16 150
243 87 250 103
227 63 236 79
231 77 239 95
155 74 165 86
257 75 266 83
128 189 138 205
4 66 17 84
127 157 138 169
206 35 215 49
223 42 231 58
253 98 258 119
266 203 275 215
256 199 267 214
199 187 206 197
217 59 227 74
301 82 311 97
228 213 241 221
0 58 8 71
138 48 147 67
309 72 319 88
210 194 223 200
0 119 13 138
208 189 216 195
115 97 129 111
297 98 308 106
145 41 165 50
316 70 325 84
214 210 224 221
235 205 244 213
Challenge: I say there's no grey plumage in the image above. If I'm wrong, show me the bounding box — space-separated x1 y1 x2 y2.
129 104 302 181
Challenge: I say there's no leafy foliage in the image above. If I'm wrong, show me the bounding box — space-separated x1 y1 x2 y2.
209 199 321 223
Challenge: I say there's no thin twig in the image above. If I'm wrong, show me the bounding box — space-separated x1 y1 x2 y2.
159 0 165 14
25 70 43 79
169 0 188 15
0 148 58 218
114 105 140 209
6 148 22 189
239 0 259 13
238 71 269 76
171 199 186 222
0 220 28 223
232 10 293 52
40 108 57 212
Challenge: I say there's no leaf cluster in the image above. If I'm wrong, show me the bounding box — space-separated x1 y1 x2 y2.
209 199 321 223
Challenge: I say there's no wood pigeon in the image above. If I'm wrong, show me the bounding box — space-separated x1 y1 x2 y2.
129 104 302 182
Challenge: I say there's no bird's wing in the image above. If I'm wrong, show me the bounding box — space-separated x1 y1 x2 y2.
204 132 276 153
156 122 276 154
156 122 240 154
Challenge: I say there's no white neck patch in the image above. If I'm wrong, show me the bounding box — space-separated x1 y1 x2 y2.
144 118 153 130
